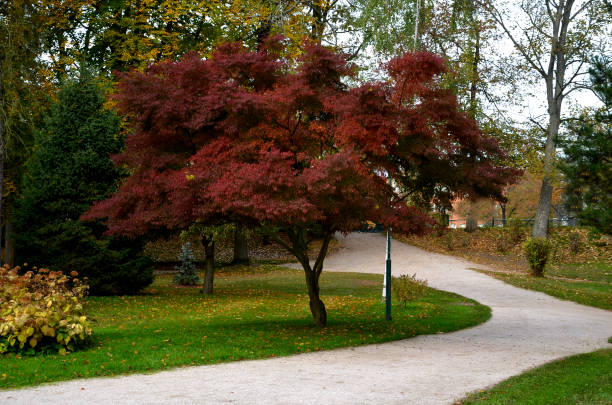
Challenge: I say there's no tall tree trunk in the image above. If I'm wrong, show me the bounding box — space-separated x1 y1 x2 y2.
201 233 215 294
4 215 14 267
232 222 249 265
413 0 420 49
500 203 506 227
532 101 561 238
469 16 481 116
311 3 327 39
0 58 5 266
532 0 571 238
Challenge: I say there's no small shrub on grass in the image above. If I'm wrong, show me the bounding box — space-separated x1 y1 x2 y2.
444 232 454 250
524 237 552 277
392 273 428 307
174 243 200 286
0 266 92 355
568 230 583 254
508 219 524 245
495 233 510 253
460 234 471 248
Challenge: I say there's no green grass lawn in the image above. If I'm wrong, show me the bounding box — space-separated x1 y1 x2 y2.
460 348 612 404
0 265 490 389
482 261 612 310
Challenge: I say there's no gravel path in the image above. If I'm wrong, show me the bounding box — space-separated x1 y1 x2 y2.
4 232 612 404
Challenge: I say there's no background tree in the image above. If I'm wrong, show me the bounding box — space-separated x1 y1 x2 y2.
480 0 610 238
85 40 518 326
0 0 51 265
14 70 153 295
35 0 325 77
560 57 611 234
174 242 200 286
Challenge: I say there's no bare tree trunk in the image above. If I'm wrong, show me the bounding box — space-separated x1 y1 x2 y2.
501 203 506 227
0 59 5 266
469 17 481 116
201 233 215 295
4 212 14 267
310 3 327 39
533 75 564 238
532 179 554 237
482 0 577 238
232 222 249 265
531 0 571 238
413 0 420 49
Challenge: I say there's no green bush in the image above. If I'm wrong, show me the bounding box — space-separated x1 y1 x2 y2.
444 232 454 250
524 237 552 276
0 265 92 355
14 70 153 295
568 230 583 254
508 219 524 245
460 234 471 248
392 273 428 307
174 243 200 286
495 233 510 253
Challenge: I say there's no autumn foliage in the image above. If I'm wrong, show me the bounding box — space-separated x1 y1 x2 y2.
85 39 518 326
0 266 92 355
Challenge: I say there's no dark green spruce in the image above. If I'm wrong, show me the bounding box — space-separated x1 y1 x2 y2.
560 57 611 235
14 70 153 295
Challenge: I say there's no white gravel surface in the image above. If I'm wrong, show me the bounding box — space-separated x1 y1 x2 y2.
3 232 612 404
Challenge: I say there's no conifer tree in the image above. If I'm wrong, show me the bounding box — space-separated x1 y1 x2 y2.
14 69 153 295
561 58 612 234
174 242 200 286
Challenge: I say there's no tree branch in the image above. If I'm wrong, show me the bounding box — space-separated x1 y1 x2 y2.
479 0 547 77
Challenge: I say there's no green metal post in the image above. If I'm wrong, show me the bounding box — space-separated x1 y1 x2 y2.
385 228 392 321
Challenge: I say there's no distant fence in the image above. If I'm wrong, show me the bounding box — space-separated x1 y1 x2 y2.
449 217 578 229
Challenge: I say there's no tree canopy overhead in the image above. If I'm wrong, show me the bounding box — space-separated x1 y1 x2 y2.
85 39 519 325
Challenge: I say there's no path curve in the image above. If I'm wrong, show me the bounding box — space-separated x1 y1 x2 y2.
4 233 612 404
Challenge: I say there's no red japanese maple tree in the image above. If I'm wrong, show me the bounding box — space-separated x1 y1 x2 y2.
85 39 519 326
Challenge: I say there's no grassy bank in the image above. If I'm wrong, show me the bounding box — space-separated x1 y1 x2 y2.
460 348 612 404
398 228 611 310
480 261 612 310
0 265 490 389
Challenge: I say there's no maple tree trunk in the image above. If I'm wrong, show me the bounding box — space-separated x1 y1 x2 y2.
304 269 326 327
501 203 507 227
294 231 333 327
201 234 215 295
232 222 249 265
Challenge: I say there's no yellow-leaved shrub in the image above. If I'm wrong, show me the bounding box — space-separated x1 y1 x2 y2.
392 273 429 308
0 265 92 355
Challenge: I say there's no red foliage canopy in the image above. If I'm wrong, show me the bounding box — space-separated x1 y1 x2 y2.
85 39 518 240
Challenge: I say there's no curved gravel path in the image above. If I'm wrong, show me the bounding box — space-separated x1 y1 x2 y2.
4 232 612 404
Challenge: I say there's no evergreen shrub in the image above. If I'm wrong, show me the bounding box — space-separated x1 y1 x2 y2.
174 243 200 286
